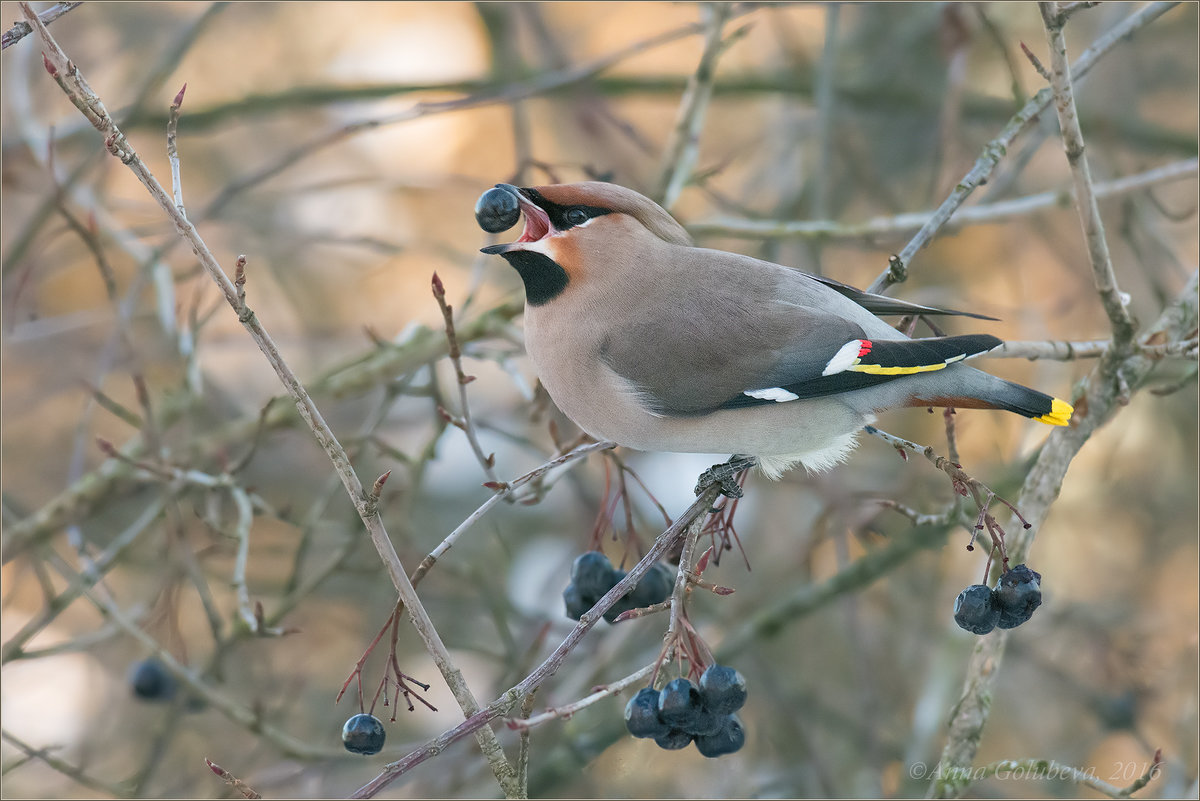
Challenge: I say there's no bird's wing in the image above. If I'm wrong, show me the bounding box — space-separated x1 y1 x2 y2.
598 252 1000 416
807 274 999 321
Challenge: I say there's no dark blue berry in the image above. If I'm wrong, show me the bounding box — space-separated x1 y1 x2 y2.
954 584 1000 635
654 728 693 750
562 583 593 621
570 552 619 599
474 186 521 233
686 707 726 737
130 658 176 701
627 563 674 609
624 687 670 739
694 714 745 758
602 575 635 623
699 664 747 715
342 713 386 755
993 564 1042 629
658 677 703 728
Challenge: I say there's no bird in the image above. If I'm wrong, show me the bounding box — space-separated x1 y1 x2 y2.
476 181 1073 484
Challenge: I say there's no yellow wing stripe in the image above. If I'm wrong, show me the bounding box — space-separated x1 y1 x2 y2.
849 362 949 376
1034 397 1074 426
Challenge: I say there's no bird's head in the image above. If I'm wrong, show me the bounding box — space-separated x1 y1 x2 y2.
477 182 692 305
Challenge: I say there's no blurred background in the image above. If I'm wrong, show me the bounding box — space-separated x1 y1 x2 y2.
1 2 1196 798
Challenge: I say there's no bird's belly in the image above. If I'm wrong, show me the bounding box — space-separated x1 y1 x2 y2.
524 316 870 476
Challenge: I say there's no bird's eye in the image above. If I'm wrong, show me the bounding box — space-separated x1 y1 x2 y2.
565 207 589 226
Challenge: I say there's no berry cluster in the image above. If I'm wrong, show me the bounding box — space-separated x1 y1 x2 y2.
954 564 1042 635
342 713 386 755
624 665 747 758
563 551 674 623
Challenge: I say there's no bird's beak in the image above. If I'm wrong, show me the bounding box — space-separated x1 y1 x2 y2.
480 184 555 255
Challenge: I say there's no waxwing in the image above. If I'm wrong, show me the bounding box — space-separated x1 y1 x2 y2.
477 182 1072 479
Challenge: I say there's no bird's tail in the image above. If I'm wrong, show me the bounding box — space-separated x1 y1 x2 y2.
910 375 1073 426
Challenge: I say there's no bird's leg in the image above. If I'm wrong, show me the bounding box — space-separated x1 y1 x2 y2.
694 455 757 499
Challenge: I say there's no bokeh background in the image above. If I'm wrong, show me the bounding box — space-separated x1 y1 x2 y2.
1 2 1196 798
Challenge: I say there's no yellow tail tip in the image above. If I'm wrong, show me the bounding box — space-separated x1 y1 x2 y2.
1035 397 1073 426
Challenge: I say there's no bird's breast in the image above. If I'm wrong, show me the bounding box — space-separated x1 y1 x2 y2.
522 303 650 439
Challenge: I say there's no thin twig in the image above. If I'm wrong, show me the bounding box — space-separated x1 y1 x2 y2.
514 691 536 799
199 9 756 224
993 339 1110 360
414 440 615 581
1020 41 1051 82
1 1 80 49
351 482 725 798
203 759 262 800
506 663 656 731
653 2 735 208
1 729 130 797
876 498 956 528
2 298 524 562
928 270 1198 797
228 487 258 633
973 6 1028 107
1040 1 1137 344
39 554 340 758
18 7 519 793
664 488 711 661
864 1 1180 294
945 748 1163 798
431 273 500 484
689 157 1198 240
1 497 165 663
166 83 187 214
1058 1 1102 23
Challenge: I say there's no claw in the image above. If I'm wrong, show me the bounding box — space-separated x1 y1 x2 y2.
694 455 757 498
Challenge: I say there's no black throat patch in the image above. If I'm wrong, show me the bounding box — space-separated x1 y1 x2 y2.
497 250 569 306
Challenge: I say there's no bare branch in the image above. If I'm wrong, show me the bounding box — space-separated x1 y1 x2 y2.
1 1 80 50
413 440 615 582
940 748 1163 798
653 3 735 208
431 272 501 484
1040 1 1137 343
203 759 262 800
351 482 726 798
506 664 656 731
1 729 129 797
17 5 519 792
166 83 187 215
864 1 1180 294
689 158 1197 241
928 269 1198 797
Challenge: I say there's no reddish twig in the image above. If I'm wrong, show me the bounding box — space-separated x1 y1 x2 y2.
431 273 500 484
204 758 262 800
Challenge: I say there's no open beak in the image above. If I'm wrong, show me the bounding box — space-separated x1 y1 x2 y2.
480 184 555 255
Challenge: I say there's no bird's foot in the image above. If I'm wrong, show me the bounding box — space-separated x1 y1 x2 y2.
694 455 757 499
